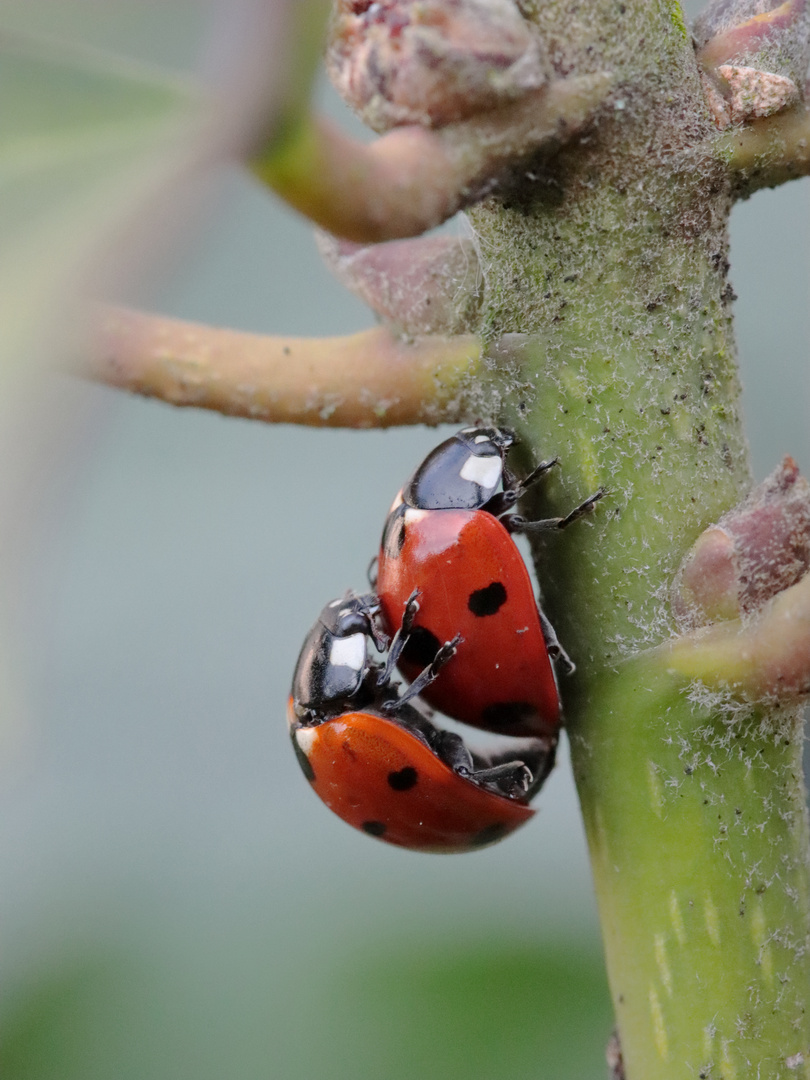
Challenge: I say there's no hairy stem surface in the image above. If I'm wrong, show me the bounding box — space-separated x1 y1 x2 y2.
461 2 810 1076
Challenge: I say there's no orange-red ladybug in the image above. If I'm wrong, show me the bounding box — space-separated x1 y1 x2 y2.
288 590 555 853
376 427 603 738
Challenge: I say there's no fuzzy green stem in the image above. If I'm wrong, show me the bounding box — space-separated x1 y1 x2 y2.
578 659 810 1079
461 1 810 1076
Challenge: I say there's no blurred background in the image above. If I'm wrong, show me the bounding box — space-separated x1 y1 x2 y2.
0 3 807 1078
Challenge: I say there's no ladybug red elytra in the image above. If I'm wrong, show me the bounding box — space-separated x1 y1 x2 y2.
376 427 603 738
288 590 555 853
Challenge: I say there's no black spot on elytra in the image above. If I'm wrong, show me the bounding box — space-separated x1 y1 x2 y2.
469 823 510 847
381 504 407 559
401 625 441 668
292 733 316 783
480 701 538 731
388 766 418 791
468 581 507 617
362 820 387 837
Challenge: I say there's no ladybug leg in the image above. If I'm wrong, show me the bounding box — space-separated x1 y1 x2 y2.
471 735 558 798
511 456 560 494
504 487 605 533
482 457 559 517
439 731 548 800
537 607 575 674
353 591 389 652
433 729 475 772
520 735 558 798
395 634 461 707
378 589 461 705
377 588 421 686
460 760 533 799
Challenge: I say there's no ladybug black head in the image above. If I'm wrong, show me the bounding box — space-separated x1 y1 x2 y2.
403 427 511 510
317 591 381 639
458 426 515 452
291 591 384 721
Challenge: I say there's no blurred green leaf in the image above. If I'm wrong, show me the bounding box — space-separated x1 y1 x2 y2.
0 929 611 1080
326 937 614 1080
0 35 202 753
0 34 201 373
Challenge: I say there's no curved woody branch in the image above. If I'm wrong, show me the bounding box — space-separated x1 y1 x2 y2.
722 95 810 196
88 307 481 428
250 73 612 244
663 569 810 698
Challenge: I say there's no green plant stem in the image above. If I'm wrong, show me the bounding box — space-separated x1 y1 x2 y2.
462 2 810 1076
579 659 810 1079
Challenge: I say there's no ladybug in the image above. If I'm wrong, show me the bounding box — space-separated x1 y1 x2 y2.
288 590 556 853
376 427 603 738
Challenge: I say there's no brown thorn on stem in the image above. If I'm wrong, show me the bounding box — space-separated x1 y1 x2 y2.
315 232 482 336
250 73 612 244
663 570 810 701
672 456 810 630
85 307 482 429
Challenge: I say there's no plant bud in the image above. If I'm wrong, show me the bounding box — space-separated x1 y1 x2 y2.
326 0 548 132
316 231 482 334
694 0 808 127
672 457 810 629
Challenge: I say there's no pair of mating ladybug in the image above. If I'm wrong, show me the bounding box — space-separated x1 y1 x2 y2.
288 427 602 853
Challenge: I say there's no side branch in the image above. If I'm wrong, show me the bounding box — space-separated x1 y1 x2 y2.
249 74 611 243
87 308 481 428
663 570 810 698
723 97 810 196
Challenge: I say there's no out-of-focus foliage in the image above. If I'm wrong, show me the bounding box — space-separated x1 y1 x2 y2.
0 10 204 794
0 33 199 375
0 6 611 1079
0 3 806 1080
1 925 611 1080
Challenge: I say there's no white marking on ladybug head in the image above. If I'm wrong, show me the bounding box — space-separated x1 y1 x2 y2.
328 598 342 608
295 726 318 757
460 453 502 489
473 434 490 444
329 633 366 671
403 508 429 528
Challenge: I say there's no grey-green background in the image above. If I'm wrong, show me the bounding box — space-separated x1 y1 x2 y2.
1 4 808 1078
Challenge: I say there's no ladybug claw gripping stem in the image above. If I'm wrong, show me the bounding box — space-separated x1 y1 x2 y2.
506 487 606 533
483 457 559 516
538 608 576 675
516 457 561 496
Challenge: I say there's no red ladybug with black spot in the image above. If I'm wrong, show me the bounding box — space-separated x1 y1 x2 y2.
288 589 555 853
376 427 603 739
